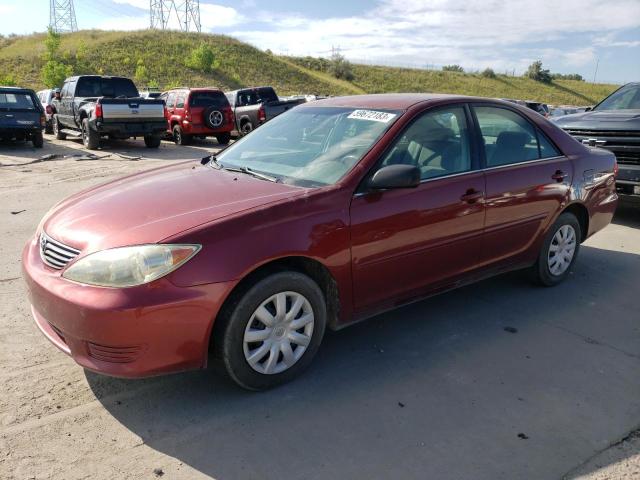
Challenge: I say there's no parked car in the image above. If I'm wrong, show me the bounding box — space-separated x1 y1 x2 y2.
554 82 640 198
51 75 167 150
0 86 45 148
225 86 305 136
23 94 617 390
159 87 234 145
550 106 580 118
139 87 162 99
36 88 57 134
525 101 550 117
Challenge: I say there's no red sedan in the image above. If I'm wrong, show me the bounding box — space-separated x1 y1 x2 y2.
23 94 618 390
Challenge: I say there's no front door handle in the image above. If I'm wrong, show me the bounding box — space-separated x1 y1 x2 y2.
552 170 568 182
460 189 484 203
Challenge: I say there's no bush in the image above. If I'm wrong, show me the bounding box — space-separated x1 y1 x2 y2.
525 60 552 83
41 60 73 88
551 73 584 81
442 64 464 73
0 74 16 86
481 68 496 79
186 43 218 73
329 51 354 81
134 60 149 84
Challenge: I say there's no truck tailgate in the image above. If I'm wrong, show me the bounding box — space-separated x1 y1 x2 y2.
100 98 165 122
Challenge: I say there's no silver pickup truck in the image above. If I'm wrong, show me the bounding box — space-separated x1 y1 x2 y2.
52 75 167 150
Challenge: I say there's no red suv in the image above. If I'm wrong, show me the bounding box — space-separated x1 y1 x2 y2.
160 87 234 145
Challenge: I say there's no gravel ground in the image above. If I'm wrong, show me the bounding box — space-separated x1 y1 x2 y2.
1 135 639 480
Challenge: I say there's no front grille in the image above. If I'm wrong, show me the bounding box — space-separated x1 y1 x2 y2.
564 129 638 137
39 233 80 270
87 342 143 363
562 128 640 166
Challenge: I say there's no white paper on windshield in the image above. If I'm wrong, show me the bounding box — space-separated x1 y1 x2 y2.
348 110 397 123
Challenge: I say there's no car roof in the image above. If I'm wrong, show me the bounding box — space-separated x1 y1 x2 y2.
164 87 223 93
300 93 507 110
0 86 35 94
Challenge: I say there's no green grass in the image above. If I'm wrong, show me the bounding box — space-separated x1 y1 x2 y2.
0 30 618 105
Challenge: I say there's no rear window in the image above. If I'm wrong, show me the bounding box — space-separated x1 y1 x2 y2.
256 87 278 103
189 91 229 108
76 77 139 98
0 92 36 110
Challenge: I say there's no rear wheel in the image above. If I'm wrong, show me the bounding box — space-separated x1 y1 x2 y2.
44 120 53 135
81 118 100 150
173 125 191 145
531 212 581 286
32 131 44 148
216 132 231 145
53 115 66 140
144 134 161 148
216 272 327 390
240 120 253 136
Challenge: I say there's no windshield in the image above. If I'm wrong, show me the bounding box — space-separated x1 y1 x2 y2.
215 106 402 187
595 84 640 111
76 77 139 98
0 92 36 110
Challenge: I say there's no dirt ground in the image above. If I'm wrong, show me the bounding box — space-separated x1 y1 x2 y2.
1 135 639 479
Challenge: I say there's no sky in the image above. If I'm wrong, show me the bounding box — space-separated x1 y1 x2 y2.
0 0 639 84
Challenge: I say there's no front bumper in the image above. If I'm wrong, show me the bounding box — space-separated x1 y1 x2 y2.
617 164 640 196
22 235 233 378
90 119 167 138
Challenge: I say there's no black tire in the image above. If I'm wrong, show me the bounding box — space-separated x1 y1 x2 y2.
173 125 191 145
240 120 253 136
531 212 581 287
32 131 44 148
44 120 53 135
144 134 161 148
216 272 327 390
53 115 66 140
203 106 224 129
81 118 100 150
216 132 231 145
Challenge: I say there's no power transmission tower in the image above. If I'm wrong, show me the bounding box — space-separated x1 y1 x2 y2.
49 0 78 33
150 0 201 32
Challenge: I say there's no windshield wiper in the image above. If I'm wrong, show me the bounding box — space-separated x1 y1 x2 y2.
201 155 278 182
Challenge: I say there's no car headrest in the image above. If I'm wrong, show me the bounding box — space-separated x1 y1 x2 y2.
496 131 531 149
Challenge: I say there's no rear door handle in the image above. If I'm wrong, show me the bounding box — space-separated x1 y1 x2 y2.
552 170 568 182
460 189 484 203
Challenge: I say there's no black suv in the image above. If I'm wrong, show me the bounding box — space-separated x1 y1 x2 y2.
555 82 640 199
0 87 45 148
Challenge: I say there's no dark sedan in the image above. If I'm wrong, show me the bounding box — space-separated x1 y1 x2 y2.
23 94 617 390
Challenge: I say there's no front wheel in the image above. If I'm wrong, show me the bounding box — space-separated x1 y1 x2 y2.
53 114 66 140
144 134 161 148
172 125 191 145
531 212 581 286
216 272 327 390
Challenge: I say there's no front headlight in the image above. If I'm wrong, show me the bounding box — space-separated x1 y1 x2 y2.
62 244 200 288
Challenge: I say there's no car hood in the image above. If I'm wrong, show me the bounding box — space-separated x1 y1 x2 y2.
554 109 640 131
42 161 306 254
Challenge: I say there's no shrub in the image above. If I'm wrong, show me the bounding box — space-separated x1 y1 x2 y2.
329 51 354 81
551 73 584 81
134 60 149 84
186 43 218 73
0 74 16 86
41 60 73 88
481 68 496 78
442 64 464 73
525 60 552 83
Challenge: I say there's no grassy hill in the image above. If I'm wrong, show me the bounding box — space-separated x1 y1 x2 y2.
0 30 618 105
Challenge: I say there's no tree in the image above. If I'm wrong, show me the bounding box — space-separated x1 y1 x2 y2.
186 43 217 72
481 68 496 78
525 60 552 83
43 27 61 61
551 73 584 81
41 27 73 88
329 51 354 81
442 64 464 72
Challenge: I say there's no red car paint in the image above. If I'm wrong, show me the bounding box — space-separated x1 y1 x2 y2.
22 94 618 378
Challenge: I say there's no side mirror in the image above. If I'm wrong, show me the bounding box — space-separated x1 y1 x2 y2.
584 106 592 112
369 164 421 190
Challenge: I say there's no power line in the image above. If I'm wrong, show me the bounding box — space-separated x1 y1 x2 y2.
50 0 78 33
150 0 201 32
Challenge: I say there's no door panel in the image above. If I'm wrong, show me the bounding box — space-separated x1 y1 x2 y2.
350 172 486 313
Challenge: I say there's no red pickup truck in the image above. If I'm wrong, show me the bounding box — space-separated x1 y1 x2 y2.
160 87 234 145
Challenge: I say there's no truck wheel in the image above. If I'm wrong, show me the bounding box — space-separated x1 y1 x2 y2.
216 133 231 145
53 115 66 140
240 120 253 136
173 125 191 145
81 118 100 150
44 120 53 135
32 131 44 148
144 134 161 148
530 212 581 287
215 271 327 390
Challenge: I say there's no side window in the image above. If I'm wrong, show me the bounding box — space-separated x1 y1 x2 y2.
60 83 69 98
166 93 176 108
538 131 561 159
380 106 472 180
176 94 186 108
474 106 539 167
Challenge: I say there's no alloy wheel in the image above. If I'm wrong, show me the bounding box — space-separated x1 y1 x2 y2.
243 291 315 375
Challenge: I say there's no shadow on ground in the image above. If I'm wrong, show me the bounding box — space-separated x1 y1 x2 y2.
87 244 640 479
